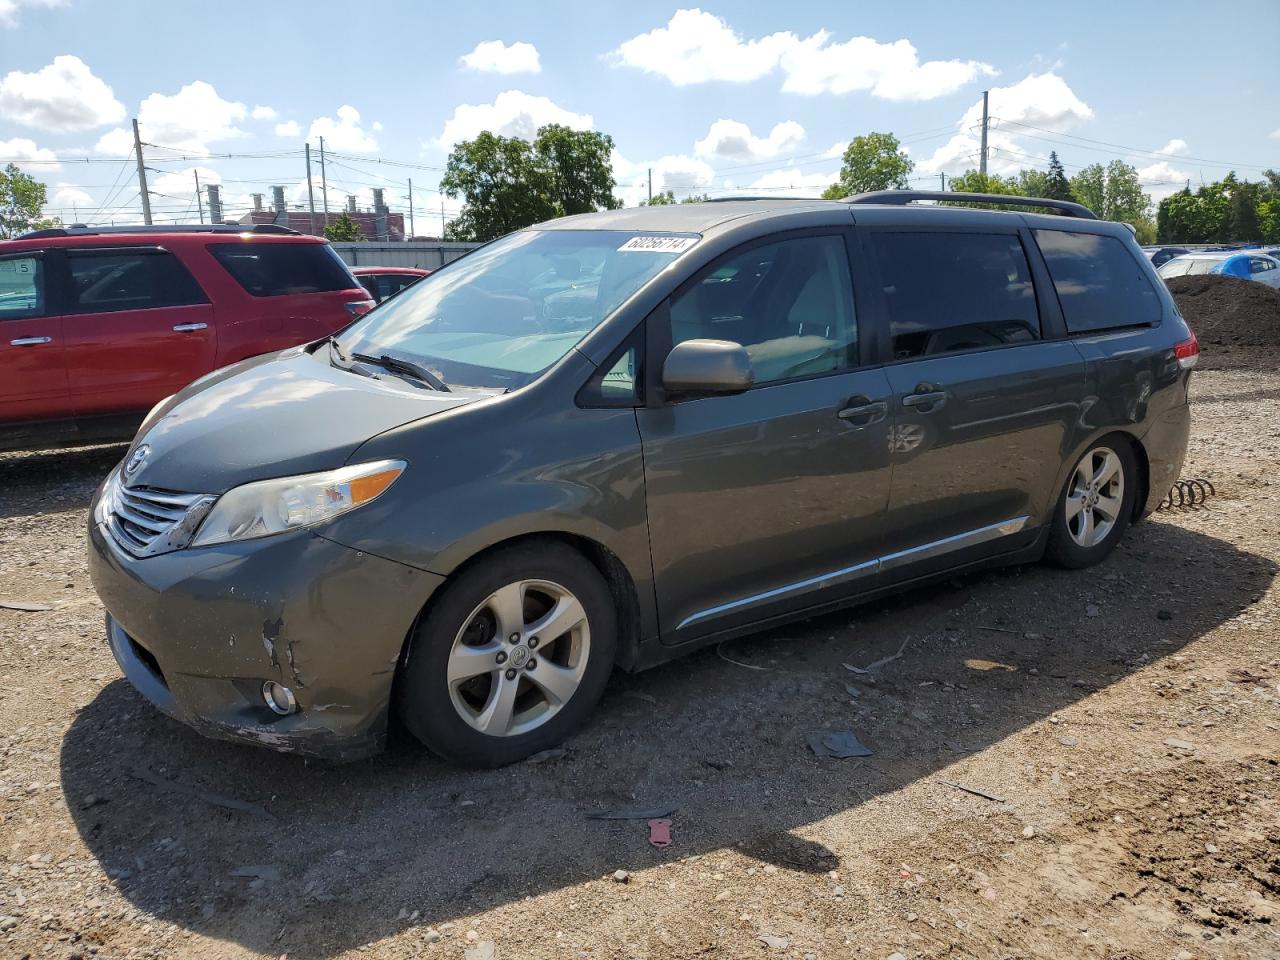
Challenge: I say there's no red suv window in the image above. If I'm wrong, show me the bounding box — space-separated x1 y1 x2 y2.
65 248 207 314
209 243 356 297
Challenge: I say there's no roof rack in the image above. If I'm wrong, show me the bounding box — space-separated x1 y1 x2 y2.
16 223 302 240
846 190 1098 220
701 195 823 203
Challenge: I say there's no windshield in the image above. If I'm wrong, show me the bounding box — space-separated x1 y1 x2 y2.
336 229 697 390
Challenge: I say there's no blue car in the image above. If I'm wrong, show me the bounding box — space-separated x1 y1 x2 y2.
1158 251 1280 289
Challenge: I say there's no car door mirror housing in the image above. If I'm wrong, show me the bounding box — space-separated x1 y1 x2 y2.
662 339 754 398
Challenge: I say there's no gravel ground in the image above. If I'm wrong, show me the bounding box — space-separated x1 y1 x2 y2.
1 364 1278 960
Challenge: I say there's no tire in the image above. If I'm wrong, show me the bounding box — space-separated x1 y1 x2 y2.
1044 439 1138 569
396 541 617 767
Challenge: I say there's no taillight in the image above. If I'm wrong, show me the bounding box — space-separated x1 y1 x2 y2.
1174 332 1199 370
344 299 375 318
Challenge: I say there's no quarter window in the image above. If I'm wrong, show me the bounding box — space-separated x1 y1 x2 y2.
0 256 44 320
869 232 1040 360
65 249 207 315
1034 229 1161 332
668 234 857 385
210 242 357 297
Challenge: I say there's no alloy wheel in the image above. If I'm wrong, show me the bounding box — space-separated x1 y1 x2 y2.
446 579 591 737
1065 446 1125 549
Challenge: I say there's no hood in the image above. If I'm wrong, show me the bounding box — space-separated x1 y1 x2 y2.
126 347 479 493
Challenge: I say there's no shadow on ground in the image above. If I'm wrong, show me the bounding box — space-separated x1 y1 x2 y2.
61 519 1275 958
0 443 125 520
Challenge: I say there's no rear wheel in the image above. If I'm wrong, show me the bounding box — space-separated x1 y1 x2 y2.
396 542 616 767
1045 441 1137 568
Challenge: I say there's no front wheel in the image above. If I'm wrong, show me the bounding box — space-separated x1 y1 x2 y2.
396 541 616 767
1045 441 1137 569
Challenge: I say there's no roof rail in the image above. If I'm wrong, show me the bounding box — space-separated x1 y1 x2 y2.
846 190 1098 220
14 223 302 240
701 195 823 203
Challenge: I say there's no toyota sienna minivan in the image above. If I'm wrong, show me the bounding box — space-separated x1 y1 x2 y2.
87 192 1197 766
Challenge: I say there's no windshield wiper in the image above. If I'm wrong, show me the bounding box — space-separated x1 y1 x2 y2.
352 351 451 392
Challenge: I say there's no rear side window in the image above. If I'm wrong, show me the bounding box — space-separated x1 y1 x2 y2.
0 255 44 319
1034 230 1161 332
65 249 207 315
869 232 1039 360
210 242 356 297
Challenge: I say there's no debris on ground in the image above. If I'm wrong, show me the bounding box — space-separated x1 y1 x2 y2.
808 731 873 759
938 779 1007 803
647 818 672 849
0 600 52 612
586 805 676 820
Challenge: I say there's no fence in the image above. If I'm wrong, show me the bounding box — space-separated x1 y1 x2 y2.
330 241 480 271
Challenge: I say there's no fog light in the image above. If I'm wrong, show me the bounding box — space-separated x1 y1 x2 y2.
262 681 298 716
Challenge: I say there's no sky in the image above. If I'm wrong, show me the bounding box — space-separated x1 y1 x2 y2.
1 0 1277 232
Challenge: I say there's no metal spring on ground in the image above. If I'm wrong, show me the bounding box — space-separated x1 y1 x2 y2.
1157 477 1216 510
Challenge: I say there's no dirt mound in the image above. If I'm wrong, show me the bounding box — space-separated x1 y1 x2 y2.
1167 274 1280 368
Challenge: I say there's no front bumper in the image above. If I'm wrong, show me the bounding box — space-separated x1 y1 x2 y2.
87 515 443 761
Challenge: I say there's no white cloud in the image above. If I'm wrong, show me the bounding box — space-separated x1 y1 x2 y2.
0 136 58 170
0 0 64 29
1159 138 1188 156
250 104 277 121
745 167 836 197
93 126 133 155
1136 161 1190 201
693 119 805 162
0 55 124 131
274 119 301 138
612 149 715 207
919 72 1093 175
51 184 91 209
308 105 378 153
437 90 591 146
96 81 249 156
1271 129 1280 140
460 40 541 74
821 141 848 161
610 9 993 100
150 165 221 199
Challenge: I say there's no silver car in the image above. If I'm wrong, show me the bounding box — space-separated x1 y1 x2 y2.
1157 251 1280 289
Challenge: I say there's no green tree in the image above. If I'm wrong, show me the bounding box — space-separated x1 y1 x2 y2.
323 211 363 242
533 124 620 216
680 193 710 203
1069 163 1107 216
1013 169 1050 197
821 132 914 199
1069 160 1151 226
0 164 58 239
1043 152 1075 202
441 126 620 241
1226 179 1262 241
642 189 676 206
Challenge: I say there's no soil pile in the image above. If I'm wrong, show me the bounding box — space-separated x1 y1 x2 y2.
1167 273 1280 368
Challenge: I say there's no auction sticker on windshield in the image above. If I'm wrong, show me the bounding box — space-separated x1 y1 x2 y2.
617 235 700 253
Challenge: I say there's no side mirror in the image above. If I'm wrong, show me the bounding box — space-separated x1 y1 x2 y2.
662 339 754 397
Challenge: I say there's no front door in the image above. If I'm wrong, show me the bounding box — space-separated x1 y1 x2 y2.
637 231 895 641
0 250 72 444
56 246 216 419
864 228 1087 577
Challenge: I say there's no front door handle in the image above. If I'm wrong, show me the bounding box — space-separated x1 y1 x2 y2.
10 336 52 346
901 391 947 413
172 322 208 332
838 397 888 427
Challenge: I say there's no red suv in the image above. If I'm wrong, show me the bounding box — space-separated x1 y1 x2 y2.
0 224 373 451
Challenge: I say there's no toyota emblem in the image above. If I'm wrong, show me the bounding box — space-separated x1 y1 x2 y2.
124 444 150 477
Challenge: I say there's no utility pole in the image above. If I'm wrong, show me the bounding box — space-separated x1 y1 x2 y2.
319 136 330 228
979 90 989 178
647 168 652 203
939 172 946 191
440 201 445 238
407 178 415 238
304 142 317 236
132 118 153 226
194 169 204 223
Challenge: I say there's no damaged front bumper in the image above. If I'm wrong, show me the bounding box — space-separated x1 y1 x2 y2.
87 517 443 761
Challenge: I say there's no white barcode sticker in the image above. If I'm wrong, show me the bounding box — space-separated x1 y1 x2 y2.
617 235 700 253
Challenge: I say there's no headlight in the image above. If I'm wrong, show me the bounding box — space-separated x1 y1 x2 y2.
190 459 405 548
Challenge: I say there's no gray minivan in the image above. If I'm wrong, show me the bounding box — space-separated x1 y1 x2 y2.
87 192 1197 766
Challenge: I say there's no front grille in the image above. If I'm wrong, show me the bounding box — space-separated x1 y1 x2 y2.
103 472 215 558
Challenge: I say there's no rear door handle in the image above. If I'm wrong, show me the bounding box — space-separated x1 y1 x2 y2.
901 391 947 413
10 336 52 346
172 323 208 332
837 397 888 426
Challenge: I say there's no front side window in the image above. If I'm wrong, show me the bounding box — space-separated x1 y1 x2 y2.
1186 259 1220 276
0 255 43 320
65 249 207 315
869 232 1039 360
1250 257 1276 274
210 242 357 297
668 234 857 385
1157 258 1195 278
1035 229 1161 332
337 230 695 391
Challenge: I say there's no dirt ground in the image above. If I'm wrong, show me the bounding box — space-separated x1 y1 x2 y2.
2 360 1279 960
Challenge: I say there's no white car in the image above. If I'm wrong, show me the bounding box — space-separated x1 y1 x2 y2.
1157 251 1280 289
